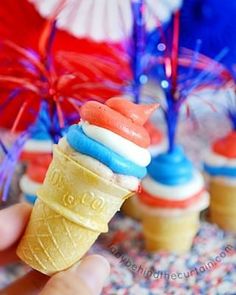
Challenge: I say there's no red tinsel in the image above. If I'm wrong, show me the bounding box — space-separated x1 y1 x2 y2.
0 0 132 131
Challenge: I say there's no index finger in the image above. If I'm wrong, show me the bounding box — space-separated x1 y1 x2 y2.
0 203 32 250
0 203 32 265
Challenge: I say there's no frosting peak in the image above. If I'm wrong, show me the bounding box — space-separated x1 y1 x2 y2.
204 132 236 178
106 97 158 125
80 97 158 148
147 146 193 185
213 131 236 158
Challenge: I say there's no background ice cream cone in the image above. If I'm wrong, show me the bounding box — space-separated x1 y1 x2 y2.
138 146 208 253
204 131 236 233
122 195 140 220
17 145 132 275
209 179 236 232
19 153 52 204
122 121 166 220
140 207 200 253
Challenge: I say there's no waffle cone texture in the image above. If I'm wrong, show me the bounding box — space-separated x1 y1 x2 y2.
209 180 236 233
139 204 200 253
17 145 132 275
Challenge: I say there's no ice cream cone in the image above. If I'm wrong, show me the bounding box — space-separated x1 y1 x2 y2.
122 196 140 220
17 145 132 275
209 179 236 232
140 207 199 253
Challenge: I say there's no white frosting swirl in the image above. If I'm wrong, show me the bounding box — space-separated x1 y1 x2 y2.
204 150 236 168
20 175 41 195
138 192 209 217
23 139 53 153
142 171 205 201
81 121 151 167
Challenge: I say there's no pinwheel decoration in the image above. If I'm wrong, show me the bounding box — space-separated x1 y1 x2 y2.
30 0 183 42
28 0 183 104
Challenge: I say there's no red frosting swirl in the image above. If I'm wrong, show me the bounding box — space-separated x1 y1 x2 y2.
144 121 163 145
20 151 51 162
213 131 236 158
27 154 52 183
139 188 205 209
80 97 158 148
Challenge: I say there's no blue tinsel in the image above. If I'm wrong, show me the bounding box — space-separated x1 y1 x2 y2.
180 0 236 72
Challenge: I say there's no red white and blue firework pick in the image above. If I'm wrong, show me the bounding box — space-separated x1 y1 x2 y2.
216 79 236 131
0 0 131 201
148 11 233 152
129 0 146 104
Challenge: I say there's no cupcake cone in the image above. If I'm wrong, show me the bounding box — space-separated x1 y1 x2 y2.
140 207 199 253
209 180 236 232
122 196 140 220
17 145 132 275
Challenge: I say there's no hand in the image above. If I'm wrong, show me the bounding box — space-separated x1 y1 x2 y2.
0 204 110 295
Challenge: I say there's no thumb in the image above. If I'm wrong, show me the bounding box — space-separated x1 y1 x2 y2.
39 255 110 295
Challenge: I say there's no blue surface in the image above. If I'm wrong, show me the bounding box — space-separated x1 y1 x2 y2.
66 124 146 178
148 146 194 185
204 163 236 177
180 0 236 71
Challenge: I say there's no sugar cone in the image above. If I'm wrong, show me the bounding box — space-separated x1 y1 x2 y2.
139 205 199 253
122 196 140 220
17 145 132 275
209 180 236 233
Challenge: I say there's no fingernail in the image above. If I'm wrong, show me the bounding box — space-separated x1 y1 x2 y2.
74 255 110 295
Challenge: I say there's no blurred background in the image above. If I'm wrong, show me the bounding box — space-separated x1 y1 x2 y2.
0 1 235 294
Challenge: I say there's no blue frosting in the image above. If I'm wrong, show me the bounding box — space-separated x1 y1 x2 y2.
24 194 37 204
147 146 194 186
204 163 236 177
66 125 146 178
